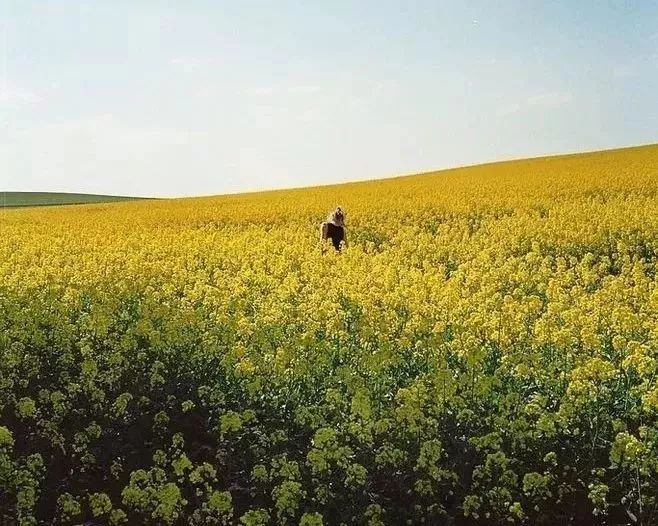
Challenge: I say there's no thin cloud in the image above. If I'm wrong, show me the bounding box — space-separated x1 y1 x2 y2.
0 85 43 108
498 92 573 116
526 92 573 107
242 86 276 97
1 115 210 195
297 108 319 123
287 85 322 95
612 54 658 78
242 85 322 97
6 114 205 160
613 64 634 78
170 56 217 73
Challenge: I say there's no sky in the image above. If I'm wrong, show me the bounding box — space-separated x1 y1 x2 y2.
1 1 657 198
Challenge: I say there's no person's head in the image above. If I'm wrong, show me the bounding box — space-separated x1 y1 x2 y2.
328 207 345 226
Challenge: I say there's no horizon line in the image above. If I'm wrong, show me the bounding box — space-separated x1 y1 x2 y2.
4 140 657 201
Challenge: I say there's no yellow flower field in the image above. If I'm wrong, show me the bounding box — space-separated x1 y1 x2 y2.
1 144 658 525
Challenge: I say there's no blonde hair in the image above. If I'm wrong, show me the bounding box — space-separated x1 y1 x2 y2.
327 207 345 226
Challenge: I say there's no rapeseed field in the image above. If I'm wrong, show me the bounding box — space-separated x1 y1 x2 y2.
1 144 658 525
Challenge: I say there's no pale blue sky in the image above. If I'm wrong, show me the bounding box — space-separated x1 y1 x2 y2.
1 1 657 197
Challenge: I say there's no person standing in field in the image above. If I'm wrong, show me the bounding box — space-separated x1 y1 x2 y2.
320 207 347 251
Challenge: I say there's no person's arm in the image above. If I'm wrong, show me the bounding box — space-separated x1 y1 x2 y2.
320 222 328 242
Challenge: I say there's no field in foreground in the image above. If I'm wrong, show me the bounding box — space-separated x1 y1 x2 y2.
1 144 658 525
0 192 144 208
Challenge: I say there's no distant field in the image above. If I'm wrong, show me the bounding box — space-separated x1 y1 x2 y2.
0 191 146 208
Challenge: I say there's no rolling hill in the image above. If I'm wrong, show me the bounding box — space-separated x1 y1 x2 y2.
0 192 146 208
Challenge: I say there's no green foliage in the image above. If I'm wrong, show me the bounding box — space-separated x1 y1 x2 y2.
588 483 610 516
89 491 113 517
0 427 12 448
272 480 305 522
522 472 552 500
239 508 270 526
109 508 128 525
112 392 133 416
207 490 232 515
190 490 233 525
219 410 243 437
121 470 187 524
56 493 82 522
16 397 36 418
299 511 324 525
